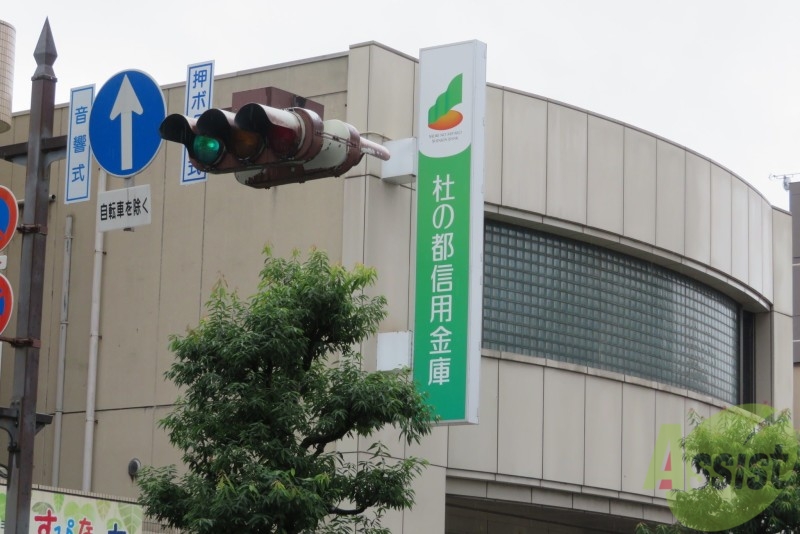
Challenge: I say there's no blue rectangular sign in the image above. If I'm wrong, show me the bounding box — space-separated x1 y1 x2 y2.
181 61 214 185
65 85 94 203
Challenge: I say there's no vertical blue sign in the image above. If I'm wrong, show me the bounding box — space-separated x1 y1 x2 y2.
181 61 215 185
65 85 94 203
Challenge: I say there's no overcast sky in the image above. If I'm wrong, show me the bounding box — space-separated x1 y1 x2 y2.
3 0 796 209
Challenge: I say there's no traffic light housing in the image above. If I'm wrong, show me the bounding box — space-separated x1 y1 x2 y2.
160 103 390 188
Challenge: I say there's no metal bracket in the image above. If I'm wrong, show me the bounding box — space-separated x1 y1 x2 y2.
17 224 47 236
0 135 67 166
0 336 41 348
0 407 52 453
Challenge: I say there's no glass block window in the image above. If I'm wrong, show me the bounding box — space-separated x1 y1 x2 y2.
483 220 740 404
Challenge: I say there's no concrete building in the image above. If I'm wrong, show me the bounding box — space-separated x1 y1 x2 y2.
0 42 792 533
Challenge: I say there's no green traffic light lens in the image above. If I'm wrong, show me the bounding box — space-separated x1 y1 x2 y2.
192 135 224 166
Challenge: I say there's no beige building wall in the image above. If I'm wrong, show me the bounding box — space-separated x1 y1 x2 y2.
0 52 355 495
343 42 791 529
0 41 792 532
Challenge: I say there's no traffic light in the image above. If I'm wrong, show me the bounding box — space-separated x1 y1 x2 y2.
159 104 390 188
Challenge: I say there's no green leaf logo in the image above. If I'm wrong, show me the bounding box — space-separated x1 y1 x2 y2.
427 74 463 130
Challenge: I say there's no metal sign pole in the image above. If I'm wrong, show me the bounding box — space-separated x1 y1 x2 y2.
4 19 57 534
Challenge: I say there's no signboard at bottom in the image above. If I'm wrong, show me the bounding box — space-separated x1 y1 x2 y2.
97 184 151 232
0 486 143 534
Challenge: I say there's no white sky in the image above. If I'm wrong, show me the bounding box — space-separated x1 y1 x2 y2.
3 0 797 209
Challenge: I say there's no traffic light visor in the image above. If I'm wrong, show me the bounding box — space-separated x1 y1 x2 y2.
159 114 197 149
235 104 322 159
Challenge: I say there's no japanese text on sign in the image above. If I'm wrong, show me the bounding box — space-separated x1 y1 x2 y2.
96 184 152 232
65 85 94 204
427 174 456 386
181 61 215 185
99 197 148 222
413 147 473 422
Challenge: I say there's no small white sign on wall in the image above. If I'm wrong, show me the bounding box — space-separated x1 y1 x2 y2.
97 184 151 232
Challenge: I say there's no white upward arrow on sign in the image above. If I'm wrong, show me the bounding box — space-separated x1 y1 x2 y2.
109 74 143 171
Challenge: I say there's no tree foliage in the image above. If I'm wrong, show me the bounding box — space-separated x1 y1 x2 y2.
138 249 434 533
636 408 800 534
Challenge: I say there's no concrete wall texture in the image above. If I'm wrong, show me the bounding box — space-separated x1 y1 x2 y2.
0 42 791 532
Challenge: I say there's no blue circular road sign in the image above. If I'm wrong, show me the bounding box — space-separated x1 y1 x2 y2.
0 185 18 251
0 273 13 335
89 70 166 178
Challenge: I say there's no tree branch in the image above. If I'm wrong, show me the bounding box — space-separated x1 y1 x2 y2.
300 426 350 453
329 505 369 516
301 410 356 453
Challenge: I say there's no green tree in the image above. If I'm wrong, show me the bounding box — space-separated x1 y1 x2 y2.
138 249 434 534
636 407 800 534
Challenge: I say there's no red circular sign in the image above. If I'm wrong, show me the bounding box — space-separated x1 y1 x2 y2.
0 273 14 335
0 185 19 252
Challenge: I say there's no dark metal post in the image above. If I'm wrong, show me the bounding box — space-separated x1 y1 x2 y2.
4 19 57 534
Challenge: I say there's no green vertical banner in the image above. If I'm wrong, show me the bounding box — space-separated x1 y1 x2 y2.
414 41 486 424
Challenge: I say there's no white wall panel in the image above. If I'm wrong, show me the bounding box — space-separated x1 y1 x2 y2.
485 87 504 205
709 166 732 273
731 178 749 282
653 392 685 500
448 358 499 473
543 368 585 485
685 153 711 264
748 189 764 294
761 200 774 302
773 313 793 411
772 211 792 315
623 129 657 243
502 93 547 214
547 103 587 223
587 116 624 234
498 361 544 479
621 384 655 496
584 376 622 490
655 141 685 254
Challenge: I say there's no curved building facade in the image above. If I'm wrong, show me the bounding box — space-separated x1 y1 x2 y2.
0 42 791 533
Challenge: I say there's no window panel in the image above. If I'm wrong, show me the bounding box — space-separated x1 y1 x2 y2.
483 220 739 403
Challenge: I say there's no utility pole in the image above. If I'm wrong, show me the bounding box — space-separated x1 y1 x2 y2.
0 19 60 534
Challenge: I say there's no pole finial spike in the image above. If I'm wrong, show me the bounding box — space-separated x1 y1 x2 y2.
32 18 56 81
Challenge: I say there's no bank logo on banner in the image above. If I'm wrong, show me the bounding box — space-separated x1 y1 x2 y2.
428 75 463 131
